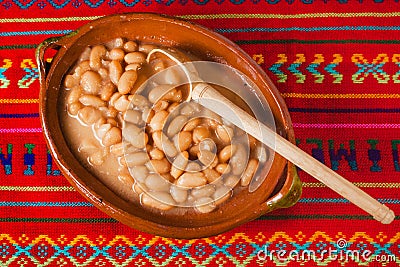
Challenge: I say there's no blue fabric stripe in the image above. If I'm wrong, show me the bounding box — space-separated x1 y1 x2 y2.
0 113 39 118
0 202 93 207
0 30 73 36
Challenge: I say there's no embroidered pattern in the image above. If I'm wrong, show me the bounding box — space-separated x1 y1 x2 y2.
0 59 12 89
0 232 397 266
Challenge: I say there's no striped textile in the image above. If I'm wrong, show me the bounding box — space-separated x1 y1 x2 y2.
1 1 400 266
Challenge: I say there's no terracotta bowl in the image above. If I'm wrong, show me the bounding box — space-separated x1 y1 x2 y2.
36 13 302 239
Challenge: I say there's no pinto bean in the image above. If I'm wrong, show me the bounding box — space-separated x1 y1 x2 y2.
176 172 207 188
170 185 188 203
240 159 258 186
149 110 169 132
124 51 146 64
145 174 170 192
129 165 149 183
78 106 102 125
141 192 174 211
109 60 123 86
230 144 248 175
80 71 102 94
194 197 216 213
125 152 149 167
117 70 138 95
102 127 122 147
219 145 236 163
89 45 107 70
79 95 105 108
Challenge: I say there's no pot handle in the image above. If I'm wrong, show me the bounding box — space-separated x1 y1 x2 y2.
35 35 68 83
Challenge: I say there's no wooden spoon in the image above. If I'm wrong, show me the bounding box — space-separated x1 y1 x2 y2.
147 49 395 224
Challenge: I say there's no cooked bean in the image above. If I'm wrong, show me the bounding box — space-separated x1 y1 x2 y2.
176 172 207 188
113 95 130 112
183 118 201 132
203 168 221 183
132 182 146 194
125 152 149 166
174 131 192 152
109 60 123 86
124 109 142 125
64 75 78 88
130 94 150 108
125 63 140 71
170 151 188 179
167 115 187 137
163 89 182 102
153 100 169 112
152 131 178 157
129 165 149 183
146 158 171 174
145 173 170 192
215 163 230 174
118 70 138 95
80 71 102 94
89 45 107 70
109 92 122 106
141 191 174 211
110 142 124 156
67 86 81 104
230 144 248 175
188 145 200 158
142 107 154 123
167 102 179 113
185 162 202 172
99 82 116 101
96 123 112 140
88 149 106 166
148 84 176 103
68 102 83 116
118 172 134 185
219 145 236 163
98 68 109 81
79 95 105 108
198 150 216 168
194 197 216 213
107 37 124 49
224 175 240 188
102 127 122 147
109 48 125 61
163 67 182 85
74 61 92 80
191 184 215 199
241 158 258 186
123 41 138 52
199 138 216 152
149 110 168 131
213 185 232 205
149 147 165 160
216 125 234 144
193 126 211 143
122 123 147 148
255 145 268 163
139 44 156 54
170 185 188 203
78 106 102 125
124 51 146 64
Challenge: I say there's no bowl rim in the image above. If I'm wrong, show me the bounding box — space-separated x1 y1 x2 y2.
37 12 300 239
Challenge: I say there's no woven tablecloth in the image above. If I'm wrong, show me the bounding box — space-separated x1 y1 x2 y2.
1 1 400 266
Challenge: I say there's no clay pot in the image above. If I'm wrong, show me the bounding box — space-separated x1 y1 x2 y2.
36 13 301 239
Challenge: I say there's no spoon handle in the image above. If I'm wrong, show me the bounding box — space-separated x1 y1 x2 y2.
192 83 395 224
